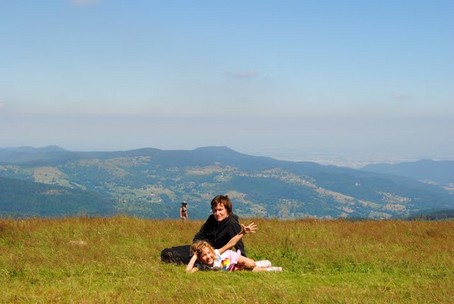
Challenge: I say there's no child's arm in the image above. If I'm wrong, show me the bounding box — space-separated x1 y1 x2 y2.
185 254 199 273
218 222 257 255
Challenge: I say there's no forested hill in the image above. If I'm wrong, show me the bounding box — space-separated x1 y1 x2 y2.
0 146 453 219
0 176 114 218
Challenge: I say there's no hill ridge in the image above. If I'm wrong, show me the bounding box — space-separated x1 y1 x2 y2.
0 146 453 219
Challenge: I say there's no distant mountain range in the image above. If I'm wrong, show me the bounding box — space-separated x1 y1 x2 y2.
0 146 453 219
362 160 454 186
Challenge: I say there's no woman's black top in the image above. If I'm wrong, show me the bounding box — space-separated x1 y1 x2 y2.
192 213 246 256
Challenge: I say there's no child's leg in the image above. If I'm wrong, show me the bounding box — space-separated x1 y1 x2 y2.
252 266 283 272
255 260 272 268
237 256 283 272
251 267 268 272
237 256 257 270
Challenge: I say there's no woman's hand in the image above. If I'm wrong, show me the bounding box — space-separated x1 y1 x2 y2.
241 222 257 235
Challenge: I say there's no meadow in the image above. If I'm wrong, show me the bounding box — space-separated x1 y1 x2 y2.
0 216 452 303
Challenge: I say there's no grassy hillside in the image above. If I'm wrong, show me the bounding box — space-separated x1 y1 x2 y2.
0 217 452 303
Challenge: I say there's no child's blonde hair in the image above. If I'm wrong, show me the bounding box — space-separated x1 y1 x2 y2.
191 241 214 258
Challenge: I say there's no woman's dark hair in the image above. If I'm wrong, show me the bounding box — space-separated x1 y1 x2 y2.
210 195 232 214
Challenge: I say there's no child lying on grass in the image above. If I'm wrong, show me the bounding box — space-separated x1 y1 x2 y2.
186 222 282 273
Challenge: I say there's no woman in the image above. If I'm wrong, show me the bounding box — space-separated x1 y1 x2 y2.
161 195 246 264
179 201 188 221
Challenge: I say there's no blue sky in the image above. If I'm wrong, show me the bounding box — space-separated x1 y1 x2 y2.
1 0 453 166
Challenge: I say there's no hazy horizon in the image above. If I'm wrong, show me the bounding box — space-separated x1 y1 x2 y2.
1 142 453 169
1 1 453 167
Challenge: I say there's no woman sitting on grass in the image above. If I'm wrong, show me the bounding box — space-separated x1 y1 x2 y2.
161 195 246 264
186 222 282 273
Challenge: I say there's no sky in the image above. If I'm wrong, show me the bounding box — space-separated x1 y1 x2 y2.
1 0 453 166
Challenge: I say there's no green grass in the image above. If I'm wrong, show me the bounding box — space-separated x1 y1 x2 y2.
0 217 453 303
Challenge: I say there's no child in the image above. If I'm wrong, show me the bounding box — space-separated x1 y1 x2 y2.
186 222 282 272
